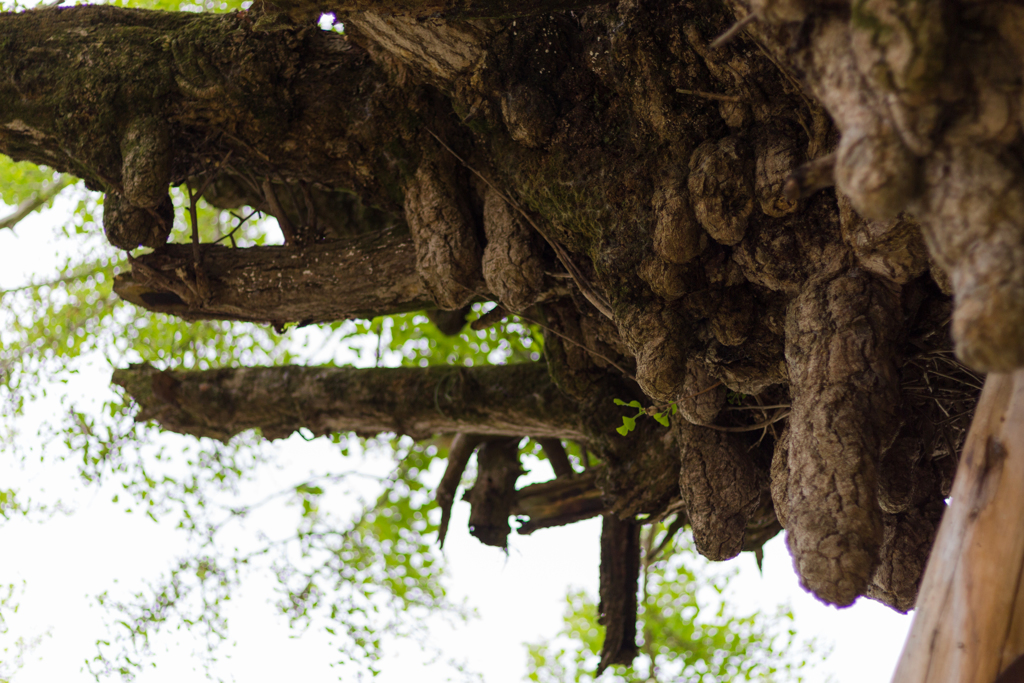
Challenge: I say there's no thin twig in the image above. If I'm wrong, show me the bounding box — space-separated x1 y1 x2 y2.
675 88 742 103
724 403 791 411
710 11 758 49
702 410 791 432
508 308 636 381
0 175 75 231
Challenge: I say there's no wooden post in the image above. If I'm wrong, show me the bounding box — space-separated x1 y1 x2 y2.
892 370 1024 683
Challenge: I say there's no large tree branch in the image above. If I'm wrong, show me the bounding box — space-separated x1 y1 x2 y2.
0 5 416 212
113 362 586 441
114 230 431 324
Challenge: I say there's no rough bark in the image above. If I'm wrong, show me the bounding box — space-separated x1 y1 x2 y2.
112 362 587 441
782 269 902 606
115 231 431 323
676 420 763 561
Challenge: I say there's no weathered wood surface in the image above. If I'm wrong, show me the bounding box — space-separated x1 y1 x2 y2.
113 362 587 442
892 371 1024 683
115 231 432 324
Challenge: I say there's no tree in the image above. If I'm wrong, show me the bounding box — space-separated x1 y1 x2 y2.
1 0 1012 675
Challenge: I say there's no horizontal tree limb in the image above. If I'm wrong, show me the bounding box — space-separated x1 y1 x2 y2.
114 230 432 324
511 469 606 534
112 362 587 442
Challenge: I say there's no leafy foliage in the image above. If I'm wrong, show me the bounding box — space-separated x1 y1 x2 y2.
0 582 51 683
613 399 676 436
526 523 826 683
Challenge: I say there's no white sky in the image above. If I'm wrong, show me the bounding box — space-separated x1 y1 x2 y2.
0 191 914 683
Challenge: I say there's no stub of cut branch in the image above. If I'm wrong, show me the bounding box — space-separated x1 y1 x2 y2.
512 470 606 535
115 232 433 324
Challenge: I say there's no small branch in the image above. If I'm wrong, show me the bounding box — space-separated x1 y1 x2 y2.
702 410 791 432
1 261 110 296
0 175 75 231
261 178 296 245
512 469 606 534
710 11 758 49
646 513 687 564
537 437 574 478
470 304 508 331
436 433 488 548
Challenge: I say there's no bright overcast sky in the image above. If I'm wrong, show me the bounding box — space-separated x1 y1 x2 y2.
0 179 913 682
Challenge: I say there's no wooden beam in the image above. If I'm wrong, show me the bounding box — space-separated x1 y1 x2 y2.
892 370 1024 683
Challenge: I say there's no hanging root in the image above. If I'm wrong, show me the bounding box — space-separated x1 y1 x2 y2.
781 268 902 606
103 191 174 251
676 357 725 426
597 514 640 675
121 115 172 211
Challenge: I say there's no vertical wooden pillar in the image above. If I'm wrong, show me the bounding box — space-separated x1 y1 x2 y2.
892 370 1024 683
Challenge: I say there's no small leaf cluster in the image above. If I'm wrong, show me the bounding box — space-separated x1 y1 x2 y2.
613 399 677 435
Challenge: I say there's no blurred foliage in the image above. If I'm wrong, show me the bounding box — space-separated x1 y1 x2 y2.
0 582 51 683
0 161 480 678
526 521 826 683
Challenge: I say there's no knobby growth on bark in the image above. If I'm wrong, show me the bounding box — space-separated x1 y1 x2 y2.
4 0 1018 663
